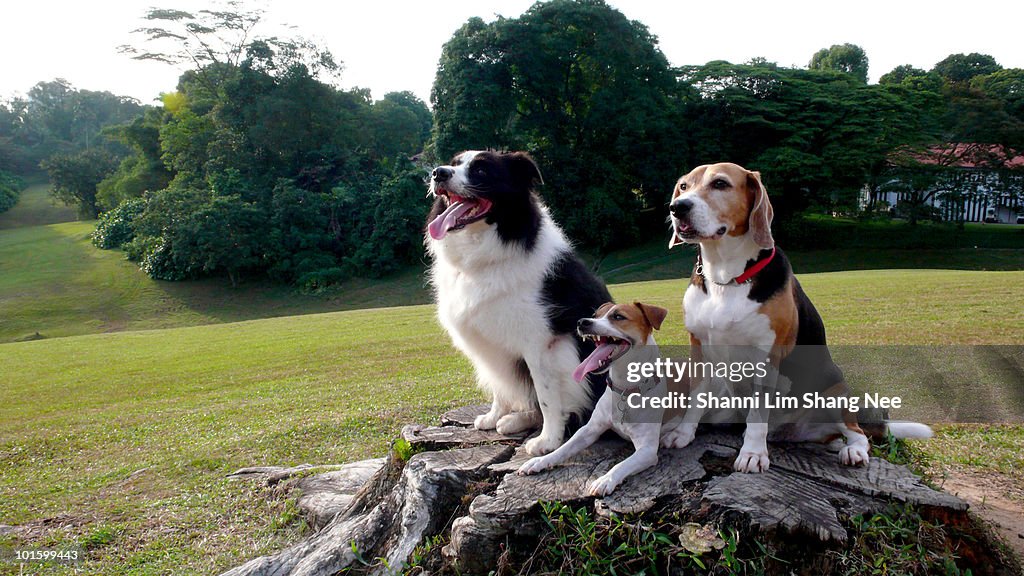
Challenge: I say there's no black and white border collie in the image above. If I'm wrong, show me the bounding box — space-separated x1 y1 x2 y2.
426 150 611 455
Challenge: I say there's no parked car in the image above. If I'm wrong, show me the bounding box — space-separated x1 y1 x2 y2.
1017 215 1024 224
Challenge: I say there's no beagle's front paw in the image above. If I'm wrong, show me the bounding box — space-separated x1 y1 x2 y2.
839 445 869 467
734 449 771 473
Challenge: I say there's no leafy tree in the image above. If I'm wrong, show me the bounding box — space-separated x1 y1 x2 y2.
433 0 691 250
1 80 143 177
110 2 431 286
41 148 119 217
932 53 1002 84
342 163 431 278
431 17 518 159
119 2 339 90
971 68 1024 120
879 64 927 85
680 62 927 217
369 93 432 165
96 109 174 210
809 43 869 83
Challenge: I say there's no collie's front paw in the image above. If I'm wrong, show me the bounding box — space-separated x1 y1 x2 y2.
496 412 537 435
839 445 869 467
524 434 561 456
734 450 770 473
588 473 621 496
474 411 499 430
517 456 551 476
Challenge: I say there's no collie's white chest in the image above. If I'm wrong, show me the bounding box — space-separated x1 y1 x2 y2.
683 282 775 347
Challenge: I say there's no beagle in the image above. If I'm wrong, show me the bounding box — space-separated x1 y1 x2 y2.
517 302 687 496
665 162 931 473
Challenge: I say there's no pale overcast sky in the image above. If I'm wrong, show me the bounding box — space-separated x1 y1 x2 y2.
2 0 1022 105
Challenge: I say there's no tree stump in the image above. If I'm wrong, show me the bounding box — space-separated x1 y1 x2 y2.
221 405 1000 576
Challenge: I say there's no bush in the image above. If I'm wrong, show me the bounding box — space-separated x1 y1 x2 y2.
0 171 23 214
92 198 146 249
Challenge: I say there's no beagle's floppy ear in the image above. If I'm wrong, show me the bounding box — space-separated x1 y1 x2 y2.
594 302 616 318
747 170 774 249
635 302 669 331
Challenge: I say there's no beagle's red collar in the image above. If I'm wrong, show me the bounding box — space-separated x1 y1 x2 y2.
696 247 776 286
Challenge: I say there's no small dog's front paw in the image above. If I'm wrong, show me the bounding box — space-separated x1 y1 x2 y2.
661 426 696 449
474 411 499 430
839 445 870 467
517 456 550 476
588 473 620 496
734 450 770 473
524 434 561 456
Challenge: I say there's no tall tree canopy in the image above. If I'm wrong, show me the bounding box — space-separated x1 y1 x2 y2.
433 0 692 249
809 43 869 83
932 53 1002 84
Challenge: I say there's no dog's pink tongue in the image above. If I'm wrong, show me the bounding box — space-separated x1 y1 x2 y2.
428 201 473 240
573 343 618 383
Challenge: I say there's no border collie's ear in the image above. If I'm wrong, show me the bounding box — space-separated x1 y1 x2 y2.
594 302 615 318
507 152 544 189
635 302 668 331
746 170 774 249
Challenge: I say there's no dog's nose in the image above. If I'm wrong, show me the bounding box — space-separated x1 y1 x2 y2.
670 198 694 218
577 318 592 330
432 167 454 182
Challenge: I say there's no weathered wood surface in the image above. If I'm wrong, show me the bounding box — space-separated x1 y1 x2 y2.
221 404 969 576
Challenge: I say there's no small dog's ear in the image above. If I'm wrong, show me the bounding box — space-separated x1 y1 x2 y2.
507 152 544 189
635 302 669 331
747 170 774 249
594 302 615 317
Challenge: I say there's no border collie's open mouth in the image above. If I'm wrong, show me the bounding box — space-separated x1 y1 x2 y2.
428 190 493 240
572 332 633 382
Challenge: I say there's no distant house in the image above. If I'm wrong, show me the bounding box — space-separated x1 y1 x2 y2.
865 144 1024 223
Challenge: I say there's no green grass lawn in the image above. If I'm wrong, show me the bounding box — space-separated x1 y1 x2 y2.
1 269 1023 574
0 220 432 343
0 181 77 230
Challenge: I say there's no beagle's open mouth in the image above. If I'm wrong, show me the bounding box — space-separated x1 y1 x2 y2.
675 222 700 240
428 189 492 240
671 221 728 244
573 332 633 382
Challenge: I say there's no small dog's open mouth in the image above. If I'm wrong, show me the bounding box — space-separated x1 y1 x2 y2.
573 333 632 382
428 190 492 240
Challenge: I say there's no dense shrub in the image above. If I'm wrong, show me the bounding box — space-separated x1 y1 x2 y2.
0 171 22 214
92 198 146 249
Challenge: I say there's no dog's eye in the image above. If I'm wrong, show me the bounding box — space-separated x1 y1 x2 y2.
678 182 687 191
711 179 729 190
611 313 626 321
471 166 487 177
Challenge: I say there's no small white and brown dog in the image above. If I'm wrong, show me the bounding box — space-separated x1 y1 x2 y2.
664 162 931 473
518 302 688 496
